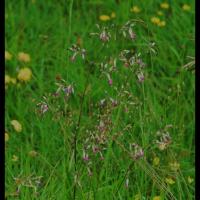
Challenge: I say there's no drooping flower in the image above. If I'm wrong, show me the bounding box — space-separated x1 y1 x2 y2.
17 67 32 82
18 52 31 62
5 51 12 60
160 2 169 9
182 4 191 11
130 6 141 13
11 120 22 132
99 15 110 21
137 72 145 83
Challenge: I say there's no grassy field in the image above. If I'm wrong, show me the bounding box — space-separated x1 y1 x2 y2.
5 0 195 199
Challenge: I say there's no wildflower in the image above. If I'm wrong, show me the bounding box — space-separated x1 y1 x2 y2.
18 52 31 62
40 103 48 114
111 12 116 18
100 30 110 42
165 177 175 185
5 75 11 84
17 67 32 82
11 120 22 132
130 6 141 13
132 143 144 160
153 157 160 166
63 85 74 95
12 155 19 162
83 151 89 161
108 79 113 86
125 178 129 188
157 11 164 16
160 2 169 9
5 51 12 60
5 133 9 142
151 17 160 25
87 168 93 176
169 161 180 171
153 196 161 200
182 4 191 11
99 15 110 21
187 176 194 184
128 28 136 40
28 150 37 157
157 21 166 27
137 72 145 83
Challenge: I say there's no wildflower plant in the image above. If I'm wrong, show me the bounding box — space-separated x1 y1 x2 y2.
35 20 179 199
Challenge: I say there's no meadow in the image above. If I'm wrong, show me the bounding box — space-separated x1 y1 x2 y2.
5 0 195 199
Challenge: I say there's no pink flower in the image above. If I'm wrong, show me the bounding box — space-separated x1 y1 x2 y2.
108 79 113 86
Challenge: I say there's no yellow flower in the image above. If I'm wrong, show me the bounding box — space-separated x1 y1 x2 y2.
28 150 38 157
157 11 164 16
5 75 11 84
153 196 161 200
182 4 191 11
99 15 110 21
160 2 169 9
17 67 32 82
151 17 160 25
157 20 166 27
111 12 116 18
12 155 19 162
130 6 141 13
153 157 160 166
187 176 194 184
11 120 22 132
169 161 180 171
165 177 175 185
5 133 9 142
18 52 31 62
5 51 12 61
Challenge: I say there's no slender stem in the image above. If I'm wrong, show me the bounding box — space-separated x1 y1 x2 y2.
73 74 89 200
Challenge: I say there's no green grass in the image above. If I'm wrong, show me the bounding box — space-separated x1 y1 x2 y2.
5 0 195 199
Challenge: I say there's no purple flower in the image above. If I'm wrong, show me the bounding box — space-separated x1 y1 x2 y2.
41 104 48 114
108 79 113 86
137 72 145 83
100 30 110 42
